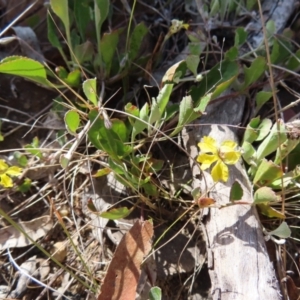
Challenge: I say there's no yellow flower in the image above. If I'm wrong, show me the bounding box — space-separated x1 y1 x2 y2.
197 136 241 182
0 159 22 188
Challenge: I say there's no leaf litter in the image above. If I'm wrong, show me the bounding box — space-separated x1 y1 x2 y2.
0 215 53 251
98 219 154 300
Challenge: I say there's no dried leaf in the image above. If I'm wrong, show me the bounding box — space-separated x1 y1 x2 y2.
196 197 216 208
12 26 45 62
286 275 300 300
0 215 53 251
98 220 154 300
50 242 67 262
9 256 38 298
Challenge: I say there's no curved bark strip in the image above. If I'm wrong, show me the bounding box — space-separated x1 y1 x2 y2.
182 93 282 300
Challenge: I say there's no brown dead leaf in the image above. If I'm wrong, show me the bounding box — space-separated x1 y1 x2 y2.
98 220 154 300
286 275 300 300
0 215 53 251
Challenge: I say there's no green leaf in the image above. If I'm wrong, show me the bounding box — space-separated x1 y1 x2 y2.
286 49 300 71
241 141 256 165
125 103 139 118
141 181 158 197
230 180 243 202
210 0 219 16
270 170 299 189
270 39 279 64
18 178 32 193
24 137 42 159
93 167 111 177
268 222 291 238
74 41 94 64
64 69 81 87
128 22 148 61
0 56 49 86
131 103 149 140
162 60 187 84
246 0 257 10
170 95 201 136
60 155 69 168
149 287 162 300
111 119 128 142
190 60 239 105
255 91 273 113
274 138 300 165
188 42 203 56
211 74 237 99
242 116 260 144
108 158 125 175
47 13 61 49
271 38 292 64
83 78 97 106
257 203 285 219
50 0 70 43
71 28 80 48
13 151 28 167
234 27 247 47
147 84 174 132
148 98 160 129
191 187 201 200
265 20 276 40
242 57 266 89
88 110 132 158
165 103 179 121
65 110 80 134
156 84 173 116
56 66 68 79
253 159 283 185
87 199 133 220
253 186 278 204
100 207 132 220
225 46 238 61
100 29 122 75
95 0 109 33
186 54 200 77
256 118 272 141
194 93 212 113
256 120 287 160
74 0 90 40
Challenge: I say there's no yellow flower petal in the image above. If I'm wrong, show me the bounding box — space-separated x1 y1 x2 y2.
0 173 13 187
6 166 22 176
197 136 218 154
0 159 8 172
223 151 241 165
211 160 228 182
197 153 218 170
220 140 238 152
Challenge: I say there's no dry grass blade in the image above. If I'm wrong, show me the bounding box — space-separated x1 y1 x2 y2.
98 220 154 300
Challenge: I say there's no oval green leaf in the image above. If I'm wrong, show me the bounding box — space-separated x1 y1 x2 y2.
230 180 243 202
65 110 80 134
100 207 132 220
83 78 97 106
253 186 279 204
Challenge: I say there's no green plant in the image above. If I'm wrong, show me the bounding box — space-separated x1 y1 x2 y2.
241 117 300 218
